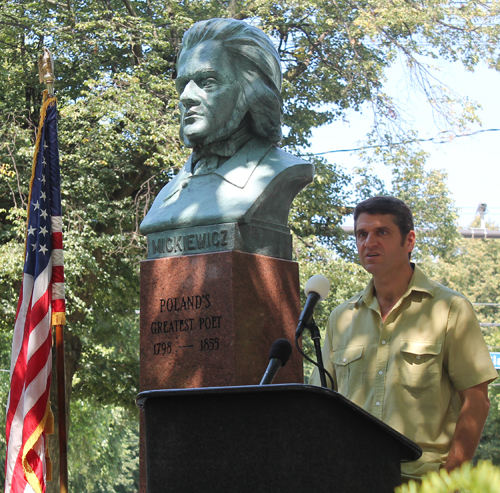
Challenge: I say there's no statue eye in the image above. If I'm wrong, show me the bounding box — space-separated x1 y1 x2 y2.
201 77 217 88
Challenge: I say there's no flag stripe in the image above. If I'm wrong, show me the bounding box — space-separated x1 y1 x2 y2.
51 233 62 250
51 250 63 267
6 286 33 439
51 266 64 284
25 327 52 390
51 298 65 312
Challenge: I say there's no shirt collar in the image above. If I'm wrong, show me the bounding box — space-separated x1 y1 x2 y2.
350 263 435 309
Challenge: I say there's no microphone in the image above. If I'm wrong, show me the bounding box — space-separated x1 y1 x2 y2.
259 338 293 385
295 275 330 338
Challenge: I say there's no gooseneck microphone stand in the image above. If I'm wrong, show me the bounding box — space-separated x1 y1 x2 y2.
295 318 334 389
307 319 328 388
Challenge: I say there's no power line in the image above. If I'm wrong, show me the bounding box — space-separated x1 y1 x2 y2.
308 128 500 156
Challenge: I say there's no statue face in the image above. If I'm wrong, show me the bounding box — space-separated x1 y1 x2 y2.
176 41 246 147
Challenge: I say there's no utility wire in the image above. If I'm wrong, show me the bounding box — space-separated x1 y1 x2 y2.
307 128 500 156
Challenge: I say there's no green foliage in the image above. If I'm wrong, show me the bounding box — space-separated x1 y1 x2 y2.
290 156 353 258
424 238 500 337
68 402 139 493
395 461 500 493
0 371 12 485
1 0 500 489
478 387 500 466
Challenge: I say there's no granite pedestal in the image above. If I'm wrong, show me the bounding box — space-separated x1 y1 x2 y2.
139 250 303 491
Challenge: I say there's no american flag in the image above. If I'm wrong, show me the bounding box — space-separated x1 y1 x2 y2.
5 93 65 493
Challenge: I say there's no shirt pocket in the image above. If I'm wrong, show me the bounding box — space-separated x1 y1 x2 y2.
332 345 364 397
399 340 442 392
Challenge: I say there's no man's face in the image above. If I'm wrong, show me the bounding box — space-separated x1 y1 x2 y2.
355 213 415 276
176 41 246 147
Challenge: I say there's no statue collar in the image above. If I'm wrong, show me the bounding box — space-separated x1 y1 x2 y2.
190 124 253 167
184 137 274 189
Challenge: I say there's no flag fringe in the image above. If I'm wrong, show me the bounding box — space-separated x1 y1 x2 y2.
22 401 50 493
45 447 52 482
52 312 66 326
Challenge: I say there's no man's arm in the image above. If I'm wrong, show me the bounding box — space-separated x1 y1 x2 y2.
444 381 491 472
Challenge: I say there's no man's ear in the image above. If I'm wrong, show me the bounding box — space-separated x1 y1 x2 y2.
407 230 416 252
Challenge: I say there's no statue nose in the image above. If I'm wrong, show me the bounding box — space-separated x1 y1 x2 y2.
180 80 201 106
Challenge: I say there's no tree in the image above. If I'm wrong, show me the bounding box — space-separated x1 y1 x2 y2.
1 0 500 489
420 235 500 466
354 134 460 261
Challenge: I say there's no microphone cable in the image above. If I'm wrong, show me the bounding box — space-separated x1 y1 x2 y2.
294 328 335 390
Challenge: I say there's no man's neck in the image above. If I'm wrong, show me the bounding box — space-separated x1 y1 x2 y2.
373 262 414 322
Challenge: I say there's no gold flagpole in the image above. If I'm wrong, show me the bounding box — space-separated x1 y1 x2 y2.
38 48 55 97
38 47 68 493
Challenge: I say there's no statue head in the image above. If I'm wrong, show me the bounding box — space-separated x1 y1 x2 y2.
176 18 283 148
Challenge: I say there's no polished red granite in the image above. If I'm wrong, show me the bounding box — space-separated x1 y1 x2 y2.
139 251 303 492
140 250 303 392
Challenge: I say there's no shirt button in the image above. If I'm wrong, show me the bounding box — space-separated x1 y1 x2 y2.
416 355 421 360
376 401 381 406
379 370 384 375
342 358 347 363
381 340 387 345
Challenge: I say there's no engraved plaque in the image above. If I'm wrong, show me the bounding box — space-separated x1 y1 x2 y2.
147 223 242 259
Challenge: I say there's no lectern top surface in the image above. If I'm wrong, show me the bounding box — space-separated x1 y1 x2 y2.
137 383 422 462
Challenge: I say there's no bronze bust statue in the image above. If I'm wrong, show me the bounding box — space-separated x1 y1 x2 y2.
140 18 314 259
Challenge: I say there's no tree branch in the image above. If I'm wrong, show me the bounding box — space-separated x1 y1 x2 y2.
45 0 70 9
120 0 137 17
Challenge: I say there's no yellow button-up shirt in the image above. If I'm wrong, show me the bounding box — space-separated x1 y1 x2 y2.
310 265 498 481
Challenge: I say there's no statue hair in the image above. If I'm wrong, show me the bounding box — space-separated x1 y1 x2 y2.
178 18 283 143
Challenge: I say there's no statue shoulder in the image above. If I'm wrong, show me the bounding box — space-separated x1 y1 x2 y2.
260 144 314 181
267 145 311 166
153 159 192 200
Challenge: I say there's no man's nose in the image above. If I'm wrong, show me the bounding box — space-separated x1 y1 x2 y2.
180 80 201 106
365 233 378 247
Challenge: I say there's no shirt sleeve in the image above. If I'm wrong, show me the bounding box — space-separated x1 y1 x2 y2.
444 296 498 391
309 310 337 390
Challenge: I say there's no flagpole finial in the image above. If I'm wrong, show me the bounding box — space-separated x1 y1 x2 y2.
38 47 55 96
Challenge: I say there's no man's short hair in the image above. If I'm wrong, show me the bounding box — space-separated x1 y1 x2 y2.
178 18 283 143
354 196 415 240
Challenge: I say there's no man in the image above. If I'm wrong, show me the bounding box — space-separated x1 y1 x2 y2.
140 18 314 247
310 196 497 483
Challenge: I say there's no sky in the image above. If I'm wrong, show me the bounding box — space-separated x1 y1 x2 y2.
309 59 500 228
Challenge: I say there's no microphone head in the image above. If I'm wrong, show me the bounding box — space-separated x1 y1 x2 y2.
269 338 293 367
304 274 330 302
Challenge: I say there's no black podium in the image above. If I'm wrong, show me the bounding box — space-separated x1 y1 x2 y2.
136 384 421 493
